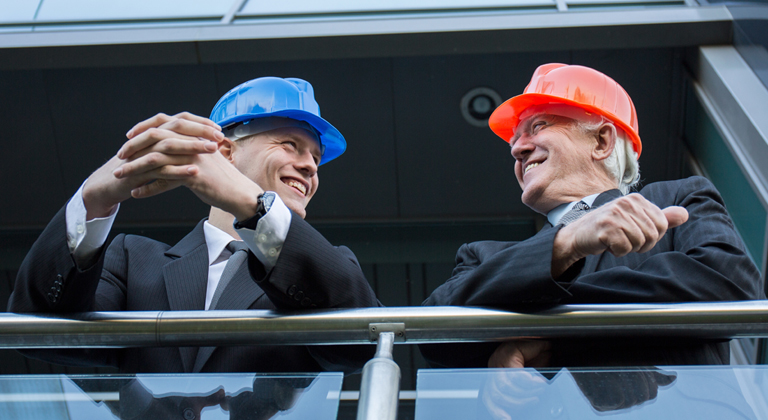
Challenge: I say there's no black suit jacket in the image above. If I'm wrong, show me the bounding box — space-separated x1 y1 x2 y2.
9 205 380 373
422 177 763 367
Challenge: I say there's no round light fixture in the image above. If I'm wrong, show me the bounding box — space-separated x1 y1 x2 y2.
460 87 502 127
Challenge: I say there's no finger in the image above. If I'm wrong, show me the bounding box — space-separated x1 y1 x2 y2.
125 138 218 162
158 117 225 143
119 126 220 160
600 224 636 257
489 342 525 368
126 112 220 139
172 112 222 130
615 195 660 254
125 113 175 139
663 206 689 228
519 340 552 364
114 152 196 178
131 178 184 199
119 127 193 160
629 209 663 254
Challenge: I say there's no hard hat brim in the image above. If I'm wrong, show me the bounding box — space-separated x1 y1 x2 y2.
218 110 346 166
489 93 642 157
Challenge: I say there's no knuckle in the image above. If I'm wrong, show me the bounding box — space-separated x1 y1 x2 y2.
145 153 160 166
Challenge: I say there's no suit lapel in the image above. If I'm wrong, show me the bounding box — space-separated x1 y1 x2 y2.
162 220 209 373
191 254 267 373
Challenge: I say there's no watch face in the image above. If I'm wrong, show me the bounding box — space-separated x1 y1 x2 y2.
261 191 277 212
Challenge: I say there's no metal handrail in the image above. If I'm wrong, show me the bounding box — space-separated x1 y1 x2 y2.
2 301 768 348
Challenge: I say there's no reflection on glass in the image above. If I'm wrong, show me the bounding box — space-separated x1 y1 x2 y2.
416 366 765 419
0 372 342 420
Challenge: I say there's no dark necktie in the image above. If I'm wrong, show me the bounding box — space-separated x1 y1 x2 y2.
558 201 591 226
209 241 248 310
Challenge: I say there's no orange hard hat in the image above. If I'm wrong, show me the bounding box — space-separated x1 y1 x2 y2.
488 63 642 157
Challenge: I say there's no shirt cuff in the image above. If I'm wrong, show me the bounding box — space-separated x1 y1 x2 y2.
236 192 291 271
65 180 118 266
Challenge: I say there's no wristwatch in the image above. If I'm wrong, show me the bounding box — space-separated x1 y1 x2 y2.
233 191 276 230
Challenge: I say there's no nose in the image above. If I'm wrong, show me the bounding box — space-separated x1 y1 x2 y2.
510 134 534 161
295 149 318 177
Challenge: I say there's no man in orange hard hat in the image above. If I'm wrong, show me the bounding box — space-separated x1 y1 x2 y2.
422 63 762 368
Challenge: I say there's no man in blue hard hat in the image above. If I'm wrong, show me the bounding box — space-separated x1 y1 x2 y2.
10 78 379 377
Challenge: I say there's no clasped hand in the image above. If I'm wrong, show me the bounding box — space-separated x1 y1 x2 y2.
82 112 261 221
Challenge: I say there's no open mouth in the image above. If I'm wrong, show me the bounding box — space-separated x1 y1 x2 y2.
524 160 544 174
282 178 308 196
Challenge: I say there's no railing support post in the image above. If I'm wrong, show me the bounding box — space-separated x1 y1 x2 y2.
357 332 400 420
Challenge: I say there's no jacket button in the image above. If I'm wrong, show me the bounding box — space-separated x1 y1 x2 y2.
294 291 304 301
287 285 297 296
182 408 196 420
301 297 312 307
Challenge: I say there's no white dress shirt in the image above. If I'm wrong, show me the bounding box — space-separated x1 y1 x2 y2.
65 181 292 310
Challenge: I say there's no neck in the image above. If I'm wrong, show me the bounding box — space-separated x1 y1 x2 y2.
208 207 241 240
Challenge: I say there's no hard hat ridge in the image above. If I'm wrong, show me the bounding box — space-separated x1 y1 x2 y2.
489 63 642 157
210 77 346 165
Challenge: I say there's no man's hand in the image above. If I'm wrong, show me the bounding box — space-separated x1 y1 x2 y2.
551 194 689 278
81 113 222 220
480 366 550 420
116 112 265 221
488 340 552 368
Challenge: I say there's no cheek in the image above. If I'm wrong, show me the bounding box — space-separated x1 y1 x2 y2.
514 162 524 184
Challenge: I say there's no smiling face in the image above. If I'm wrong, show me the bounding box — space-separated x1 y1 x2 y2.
510 113 616 214
231 127 321 218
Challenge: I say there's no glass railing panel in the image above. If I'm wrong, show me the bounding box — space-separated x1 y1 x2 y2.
416 366 768 419
0 372 343 419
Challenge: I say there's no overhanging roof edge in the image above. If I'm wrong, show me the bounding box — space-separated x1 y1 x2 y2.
0 5 732 50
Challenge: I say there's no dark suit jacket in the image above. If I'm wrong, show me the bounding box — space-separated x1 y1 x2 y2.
422 177 763 367
9 205 380 374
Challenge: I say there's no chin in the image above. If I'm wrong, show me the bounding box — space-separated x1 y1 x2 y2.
286 203 307 219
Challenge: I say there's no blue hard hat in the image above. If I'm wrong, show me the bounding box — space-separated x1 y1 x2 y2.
210 77 346 165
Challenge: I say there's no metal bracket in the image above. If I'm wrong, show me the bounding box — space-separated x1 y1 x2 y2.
368 323 406 342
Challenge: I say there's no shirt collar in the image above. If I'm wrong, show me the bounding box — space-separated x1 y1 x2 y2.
547 193 601 227
203 221 240 266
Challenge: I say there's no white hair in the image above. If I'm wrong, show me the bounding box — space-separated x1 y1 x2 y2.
574 120 640 194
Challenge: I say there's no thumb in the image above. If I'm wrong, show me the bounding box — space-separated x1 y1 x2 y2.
662 206 689 228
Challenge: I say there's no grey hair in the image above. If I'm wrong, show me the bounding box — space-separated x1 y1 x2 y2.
574 120 640 194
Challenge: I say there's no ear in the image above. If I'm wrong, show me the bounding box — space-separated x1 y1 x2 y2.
592 123 616 162
217 137 237 163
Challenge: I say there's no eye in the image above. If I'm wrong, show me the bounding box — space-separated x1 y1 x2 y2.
282 141 297 149
532 120 547 133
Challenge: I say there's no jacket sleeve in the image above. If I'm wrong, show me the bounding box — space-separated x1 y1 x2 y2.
8 204 127 367
563 176 763 303
420 177 762 368
424 177 762 308
252 212 380 310
248 212 381 373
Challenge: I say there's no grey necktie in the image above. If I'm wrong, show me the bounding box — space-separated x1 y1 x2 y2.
209 241 248 310
558 201 591 226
